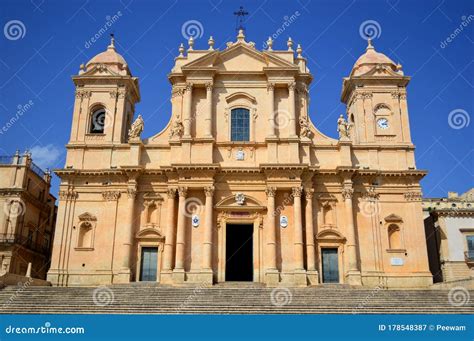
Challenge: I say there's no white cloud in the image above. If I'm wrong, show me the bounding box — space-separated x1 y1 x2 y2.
29 144 62 170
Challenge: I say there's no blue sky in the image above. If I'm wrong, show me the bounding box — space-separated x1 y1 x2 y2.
0 0 473 198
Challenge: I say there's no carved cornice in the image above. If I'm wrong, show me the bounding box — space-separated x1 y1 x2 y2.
102 191 121 201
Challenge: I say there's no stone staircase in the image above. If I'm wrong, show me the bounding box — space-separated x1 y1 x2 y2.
0 284 473 314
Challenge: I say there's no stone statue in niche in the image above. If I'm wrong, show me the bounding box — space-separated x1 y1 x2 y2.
128 114 144 140
299 116 312 138
337 114 352 140
169 119 184 139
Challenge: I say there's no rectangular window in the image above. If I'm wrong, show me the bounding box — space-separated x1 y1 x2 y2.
467 236 474 260
231 108 250 141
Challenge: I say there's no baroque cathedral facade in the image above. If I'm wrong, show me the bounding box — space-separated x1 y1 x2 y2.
47 31 432 287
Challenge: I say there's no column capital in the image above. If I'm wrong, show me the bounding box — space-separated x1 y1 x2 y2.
205 82 213 91
178 186 188 197
292 186 303 197
341 187 354 200
102 191 121 201
204 185 215 197
185 82 193 92
126 188 137 199
288 81 296 91
267 82 275 91
265 186 277 197
167 187 177 199
304 188 314 199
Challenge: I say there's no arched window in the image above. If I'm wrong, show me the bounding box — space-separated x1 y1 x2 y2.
231 108 250 141
388 224 401 249
78 222 93 248
89 107 107 134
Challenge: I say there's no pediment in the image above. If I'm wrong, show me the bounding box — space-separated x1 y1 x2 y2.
316 229 346 242
80 64 121 77
357 64 402 78
384 214 403 222
78 212 97 221
143 192 163 201
182 43 297 72
136 227 164 239
215 194 264 209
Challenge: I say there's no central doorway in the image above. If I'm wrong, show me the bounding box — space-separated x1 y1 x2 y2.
225 224 253 281
321 248 339 283
139 247 158 281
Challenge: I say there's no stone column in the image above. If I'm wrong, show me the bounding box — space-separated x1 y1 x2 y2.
265 187 279 285
120 187 136 277
173 186 187 283
162 188 177 282
267 83 275 137
293 187 306 286
183 83 193 138
288 82 297 137
304 189 316 271
205 83 213 138
342 184 362 285
201 186 214 284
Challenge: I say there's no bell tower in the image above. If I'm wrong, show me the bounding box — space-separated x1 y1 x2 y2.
69 36 140 146
341 39 412 146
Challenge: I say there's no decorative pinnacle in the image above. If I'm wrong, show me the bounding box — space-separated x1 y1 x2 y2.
208 36 215 50
266 37 273 51
296 44 302 58
108 33 115 50
188 36 194 51
178 43 185 57
287 37 293 51
237 29 245 42
366 38 374 51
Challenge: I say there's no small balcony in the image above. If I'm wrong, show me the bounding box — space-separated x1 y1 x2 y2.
464 251 474 265
0 233 49 255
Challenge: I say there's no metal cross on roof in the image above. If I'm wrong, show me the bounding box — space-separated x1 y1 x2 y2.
234 6 249 32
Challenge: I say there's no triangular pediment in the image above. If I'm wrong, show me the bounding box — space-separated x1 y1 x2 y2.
215 193 264 209
80 64 121 77
182 43 297 72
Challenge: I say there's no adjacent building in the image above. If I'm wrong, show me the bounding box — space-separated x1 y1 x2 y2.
0 151 57 280
424 189 474 283
47 31 432 288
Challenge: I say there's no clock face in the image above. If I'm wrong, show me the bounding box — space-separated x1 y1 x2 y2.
377 118 389 130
